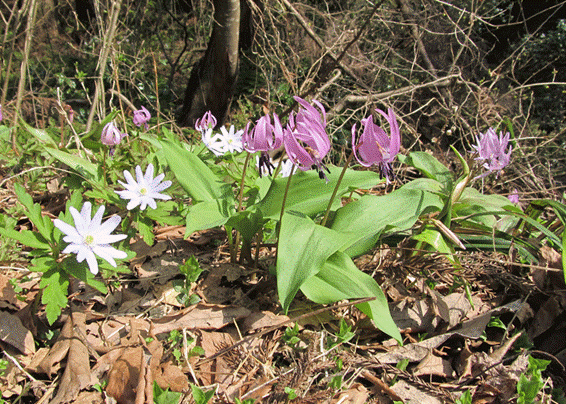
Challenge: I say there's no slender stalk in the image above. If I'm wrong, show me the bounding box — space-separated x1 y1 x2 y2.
276 164 296 242
233 152 252 262
321 151 354 227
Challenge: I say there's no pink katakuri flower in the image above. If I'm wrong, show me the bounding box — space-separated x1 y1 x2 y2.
195 111 217 133
471 128 512 179
283 96 331 180
352 108 400 183
101 122 127 146
133 106 151 130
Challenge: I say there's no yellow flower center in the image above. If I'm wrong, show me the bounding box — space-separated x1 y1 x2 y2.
84 235 94 245
140 187 148 195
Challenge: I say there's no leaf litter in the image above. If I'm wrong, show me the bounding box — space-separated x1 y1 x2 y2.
1 210 566 403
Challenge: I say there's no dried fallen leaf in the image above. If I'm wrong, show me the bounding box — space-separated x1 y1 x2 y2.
0 311 35 355
330 382 369 404
152 303 251 335
50 311 97 404
413 350 455 378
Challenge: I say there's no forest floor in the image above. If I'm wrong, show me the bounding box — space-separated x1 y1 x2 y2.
1 162 566 404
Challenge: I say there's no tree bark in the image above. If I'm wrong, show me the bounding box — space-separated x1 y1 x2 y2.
177 0 241 127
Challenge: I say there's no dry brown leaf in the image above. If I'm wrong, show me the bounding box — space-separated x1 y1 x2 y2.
390 298 439 334
106 346 142 404
197 330 236 387
156 362 189 392
39 315 72 376
26 347 50 374
528 295 561 339
0 274 27 310
0 310 35 355
153 281 183 308
152 303 251 335
389 379 443 404
242 311 291 334
0 359 25 399
330 383 369 404
50 311 97 404
413 350 456 378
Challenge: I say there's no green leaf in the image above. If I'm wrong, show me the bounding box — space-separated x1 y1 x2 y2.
39 268 69 324
257 167 381 220
159 139 231 202
412 226 459 265
190 383 216 404
14 183 54 242
43 148 99 181
301 251 401 342
153 382 181 404
0 227 51 250
331 188 443 257
403 151 453 186
136 215 155 245
185 198 235 238
277 212 347 313
22 122 58 147
226 208 265 244
61 257 108 294
30 256 57 273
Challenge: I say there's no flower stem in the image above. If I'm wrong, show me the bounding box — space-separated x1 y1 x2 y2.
233 152 252 263
321 151 354 227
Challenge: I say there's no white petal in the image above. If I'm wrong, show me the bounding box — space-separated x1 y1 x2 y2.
126 198 141 210
85 251 99 274
62 243 82 255
53 219 79 238
144 164 155 183
70 207 87 235
116 190 138 200
90 205 105 230
152 172 165 185
135 165 144 183
123 170 136 187
149 191 171 201
97 215 122 235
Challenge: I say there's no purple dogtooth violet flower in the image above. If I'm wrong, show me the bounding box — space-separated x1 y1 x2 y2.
283 96 331 181
244 113 284 177
101 122 127 146
471 127 512 179
133 106 151 130
508 189 519 204
195 111 217 133
352 108 400 183
0 104 3 122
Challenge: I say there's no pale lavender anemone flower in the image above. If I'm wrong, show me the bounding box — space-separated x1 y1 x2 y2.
116 164 172 210
133 106 151 130
283 96 331 180
472 128 512 179
244 113 284 176
53 202 127 275
352 108 400 183
195 111 217 133
101 122 127 146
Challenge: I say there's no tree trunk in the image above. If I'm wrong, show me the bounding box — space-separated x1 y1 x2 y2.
177 0 241 127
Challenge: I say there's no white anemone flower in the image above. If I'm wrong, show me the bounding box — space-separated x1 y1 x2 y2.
54 202 127 275
116 164 172 210
219 125 244 153
202 127 228 156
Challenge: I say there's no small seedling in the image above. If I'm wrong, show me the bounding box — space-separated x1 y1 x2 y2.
281 324 301 348
284 387 297 400
190 383 216 404
234 399 256 404
454 389 472 404
154 381 182 404
517 355 551 404
328 318 355 348
174 255 204 307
